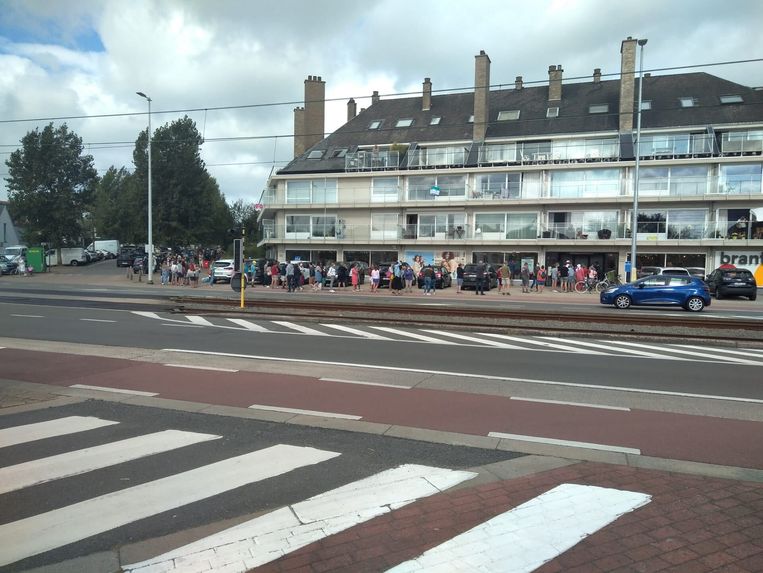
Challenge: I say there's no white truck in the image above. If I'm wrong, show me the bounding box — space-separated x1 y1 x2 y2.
85 239 119 258
47 248 88 266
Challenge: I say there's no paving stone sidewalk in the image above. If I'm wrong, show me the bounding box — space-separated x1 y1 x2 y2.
253 462 763 573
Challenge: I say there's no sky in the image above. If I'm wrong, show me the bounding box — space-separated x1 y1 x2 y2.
1 0 763 205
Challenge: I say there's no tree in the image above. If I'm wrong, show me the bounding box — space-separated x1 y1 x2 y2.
91 166 144 243
5 123 97 250
132 116 233 248
229 198 263 258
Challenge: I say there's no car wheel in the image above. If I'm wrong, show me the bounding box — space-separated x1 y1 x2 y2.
685 296 705 312
614 294 632 309
715 289 723 300
750 291 757 301
70 260 79 266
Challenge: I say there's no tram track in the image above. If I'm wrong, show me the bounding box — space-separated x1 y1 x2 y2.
170 296 763 344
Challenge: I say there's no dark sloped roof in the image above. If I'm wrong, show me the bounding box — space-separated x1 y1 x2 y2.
278 72 763 174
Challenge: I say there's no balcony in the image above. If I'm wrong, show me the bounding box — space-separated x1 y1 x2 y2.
541 222 626 240
721 131 763 156
345 150 400 171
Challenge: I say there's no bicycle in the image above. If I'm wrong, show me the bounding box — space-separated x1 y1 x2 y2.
574 278 598 293
595 273 623 292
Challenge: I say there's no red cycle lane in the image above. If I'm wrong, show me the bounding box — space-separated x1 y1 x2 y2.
3 348 762 470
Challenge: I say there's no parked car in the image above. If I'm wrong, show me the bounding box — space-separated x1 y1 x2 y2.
686 267 707 281
705 267 758 300
461 263 498 290
117 244 143 267
637 266 691 279
600 275 711 312
0 255 18 275
212 259 236 283
417 265 452 289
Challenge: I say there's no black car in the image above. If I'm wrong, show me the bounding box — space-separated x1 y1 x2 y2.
117 245 143 267
417 265 452 289
462 263 498 290
0 255 18 275
705 267 758 300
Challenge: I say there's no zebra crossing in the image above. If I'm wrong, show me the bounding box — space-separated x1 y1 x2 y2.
132 311 763 366
0 410 652 573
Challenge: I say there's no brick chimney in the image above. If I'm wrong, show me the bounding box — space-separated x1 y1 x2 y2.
422 78 432 111
347 98 357 122
593 68 602 83
548 65 563 102
473 50 491 142
371 90 380 105
619 37 637 132
293 75 325 157
515 76 523 90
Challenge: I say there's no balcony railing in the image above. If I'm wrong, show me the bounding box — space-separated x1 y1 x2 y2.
541 222 625 240
721 131 763 155
345 150 400 171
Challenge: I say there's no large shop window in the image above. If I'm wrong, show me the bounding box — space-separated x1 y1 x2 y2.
408 175 466 201
285 179 338 204
550 169 620 198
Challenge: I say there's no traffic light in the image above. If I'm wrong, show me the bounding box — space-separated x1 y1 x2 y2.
233 239 243 272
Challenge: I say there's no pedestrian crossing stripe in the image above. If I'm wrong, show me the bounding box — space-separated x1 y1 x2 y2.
0 444 340 567
124 464 477 573
0 416 119 448
131 311 763 366
386 483 651 573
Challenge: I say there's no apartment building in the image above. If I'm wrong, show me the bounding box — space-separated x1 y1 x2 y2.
259 37 763 284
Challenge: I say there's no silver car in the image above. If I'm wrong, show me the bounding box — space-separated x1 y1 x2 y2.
212 259 235 283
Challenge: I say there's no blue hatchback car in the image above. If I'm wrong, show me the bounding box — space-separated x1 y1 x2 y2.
599 275 712 312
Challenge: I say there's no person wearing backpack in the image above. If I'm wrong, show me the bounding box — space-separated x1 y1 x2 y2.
536 264 546 293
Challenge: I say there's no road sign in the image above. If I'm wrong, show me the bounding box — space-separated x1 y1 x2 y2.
230 272 246 292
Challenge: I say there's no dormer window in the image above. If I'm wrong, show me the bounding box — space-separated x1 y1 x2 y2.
589 104 609 114
307 150 324 160
369 120 382 130
330 148 347 158
720 95 743 104
395 118 414 127
430 116 441 125
546 107 559 118
497 110 521 121
679 97 696 108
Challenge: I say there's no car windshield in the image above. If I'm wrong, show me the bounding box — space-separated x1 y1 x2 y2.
724 271 752 279
214 260 232 267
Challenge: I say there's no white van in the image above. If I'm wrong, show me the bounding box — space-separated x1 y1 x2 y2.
85 240 119 257
1 245 28 263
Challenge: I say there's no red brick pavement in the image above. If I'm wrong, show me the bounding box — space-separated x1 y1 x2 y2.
251 462 763 573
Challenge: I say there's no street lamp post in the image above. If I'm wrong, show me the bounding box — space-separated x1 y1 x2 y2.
629 39 647 281
136 91 154 284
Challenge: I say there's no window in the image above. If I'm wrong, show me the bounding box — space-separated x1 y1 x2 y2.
371 177 399 203
720 95 743 104
430 117 441 125
546 107 559 118
497 110 521 121
479 143 517 163
368 120 382 130
285 215 310 237
311 216 337 238
550 169 621 198
636 211 666 235
640 100 652 110
285 179 338 204
678 97 695 108
330 148 347 158
475 173 521 199
408 175 466 200
285 215 337 239
307 150 324 159
395 118 414 128
589 104 609 114
506 213 538 239
719 164 763 194
371 213 398 240
667 209 706 239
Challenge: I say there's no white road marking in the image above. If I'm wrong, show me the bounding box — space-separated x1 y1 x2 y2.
186 315 215 326
422 330 525 348
0 416 119 449
387 483 651 573
69 384 158 396
163 364 239 373
510 397 630 411
479 333 611 355
164 349 763 404
0 445 340 567
10 314 43 318
0 430 220 495
319 377 412 389
248 404 362 420
79 318 117 323
488 431 641 455
675 344 763 359
370 327 459 345
545 337 681 360
321 323 393 340
124 464 476 573
225 318 270 332
131 311 162 320
162 323 204 328
608 340 763 365
272 320 330 336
